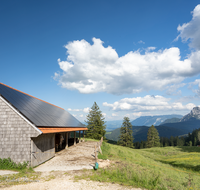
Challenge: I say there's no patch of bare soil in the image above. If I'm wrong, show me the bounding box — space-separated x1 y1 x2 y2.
1 141 143 190
34 141 97 172
2 170 143 190
0 171 18 176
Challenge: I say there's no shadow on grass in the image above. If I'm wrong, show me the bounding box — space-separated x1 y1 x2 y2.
159 160 200 172
178 146 200 153
105 139 118 145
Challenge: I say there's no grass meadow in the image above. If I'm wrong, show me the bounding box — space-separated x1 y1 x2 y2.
79 140 200 190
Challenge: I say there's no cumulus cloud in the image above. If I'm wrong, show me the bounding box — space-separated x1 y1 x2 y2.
67 108 82 112
55 38 200 94
112 113 118 117
165 83 186 95
67 107 90 113
103 95 196 112
54 37 200 95
54 5 200 95
83 107 90 113
132 112 142 117
138 40 145 44
177 4 200 50
189 79 200 96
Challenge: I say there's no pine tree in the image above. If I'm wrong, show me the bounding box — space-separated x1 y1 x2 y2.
146 125 160 148
198 131 200 144
170 136 174 146
118 117 134 148
85 102 106 140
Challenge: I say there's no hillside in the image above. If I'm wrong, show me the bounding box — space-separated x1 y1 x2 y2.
159 117 200 132
106 107 200 142
159 117 181 125
105 125 187 142
105 120 122 131
86 141 200 189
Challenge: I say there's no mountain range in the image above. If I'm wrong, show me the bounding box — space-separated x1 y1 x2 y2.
105 114 183 131
131 114 183 126
105 107 200 142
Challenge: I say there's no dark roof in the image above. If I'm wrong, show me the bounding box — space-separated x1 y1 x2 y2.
0 83 85 128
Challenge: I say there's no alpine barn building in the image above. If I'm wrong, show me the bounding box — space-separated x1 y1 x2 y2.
0 83 87 167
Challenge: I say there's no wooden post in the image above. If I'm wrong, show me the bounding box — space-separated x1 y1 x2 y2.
79 131 81 143
98 142 102 154
74 131 76 146
95 145 97 162
65 132 68 149
82 130 85 142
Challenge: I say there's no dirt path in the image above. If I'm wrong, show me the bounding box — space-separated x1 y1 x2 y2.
1 141 144 190
34 141 96 172
0 171 18 176
2 172 143 190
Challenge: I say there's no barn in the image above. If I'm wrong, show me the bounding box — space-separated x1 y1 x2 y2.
0 83 87 167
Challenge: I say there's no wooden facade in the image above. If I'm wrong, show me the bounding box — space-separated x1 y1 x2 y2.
0 83 87 167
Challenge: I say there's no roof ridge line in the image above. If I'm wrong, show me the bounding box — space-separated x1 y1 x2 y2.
0 82 64 110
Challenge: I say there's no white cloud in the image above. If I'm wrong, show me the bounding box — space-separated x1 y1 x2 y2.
102 113 106 117
165 83 186 95
83 107 90 113
177 4 200 50
138 40 145 44
189 79 200 96
55 5 200 95
103 95 196 112
132 112 142 117
112 113 118 117
67 108 82 112
146 47 156 51
54 37 200 95
67 107 90 113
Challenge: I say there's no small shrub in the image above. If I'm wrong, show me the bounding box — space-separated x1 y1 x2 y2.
0 158 28 171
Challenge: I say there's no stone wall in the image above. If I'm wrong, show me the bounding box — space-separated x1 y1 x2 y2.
0 96 41 165
31 133 55 167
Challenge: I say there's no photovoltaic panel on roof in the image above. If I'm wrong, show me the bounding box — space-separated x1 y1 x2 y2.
0 83 85 128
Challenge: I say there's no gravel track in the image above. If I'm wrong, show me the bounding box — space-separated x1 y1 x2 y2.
1 141 144 190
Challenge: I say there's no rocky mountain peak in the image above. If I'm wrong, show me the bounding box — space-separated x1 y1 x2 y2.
181 106 200 122
190 106 200 116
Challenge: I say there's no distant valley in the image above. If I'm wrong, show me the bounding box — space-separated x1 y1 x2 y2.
105 107 200 142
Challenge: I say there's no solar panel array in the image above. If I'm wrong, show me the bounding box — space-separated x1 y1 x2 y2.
0 83 85 128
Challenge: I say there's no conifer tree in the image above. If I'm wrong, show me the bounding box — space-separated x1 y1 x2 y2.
118 117 134 148
146 125 160 148
85 102 106 140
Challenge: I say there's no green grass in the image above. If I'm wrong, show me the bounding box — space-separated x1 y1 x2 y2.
0 168 40 188
0 158 28 171
77 142 200 190
0 158 41 188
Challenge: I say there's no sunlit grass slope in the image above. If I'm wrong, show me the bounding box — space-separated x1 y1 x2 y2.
82 140 200 190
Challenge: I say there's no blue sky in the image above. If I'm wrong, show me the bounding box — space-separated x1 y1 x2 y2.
1 0 200 122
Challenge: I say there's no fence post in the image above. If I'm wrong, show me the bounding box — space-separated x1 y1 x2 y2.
95 145 97 162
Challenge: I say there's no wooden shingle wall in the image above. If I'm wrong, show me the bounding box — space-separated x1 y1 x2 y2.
31 133 55 167
0 97 41 165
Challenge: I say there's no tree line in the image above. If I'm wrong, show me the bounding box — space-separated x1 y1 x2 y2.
85 102 200 149
134 128 200 149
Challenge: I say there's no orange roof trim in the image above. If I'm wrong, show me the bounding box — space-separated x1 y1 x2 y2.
38 127 88 134
0 83 64 110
